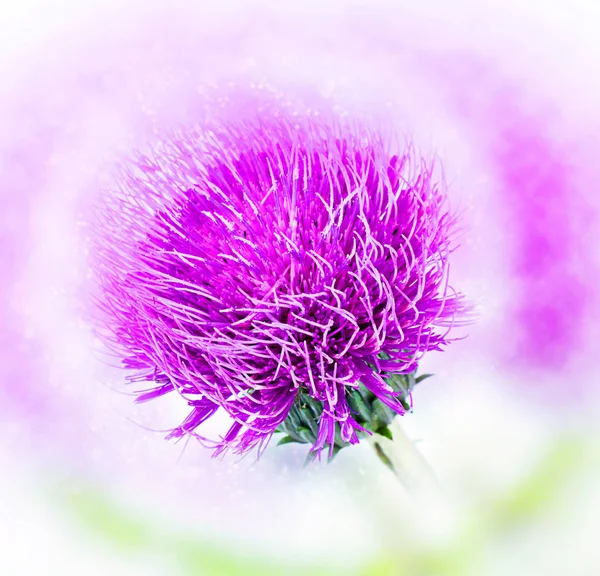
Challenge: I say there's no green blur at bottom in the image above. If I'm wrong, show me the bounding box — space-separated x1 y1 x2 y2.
53 437 587 576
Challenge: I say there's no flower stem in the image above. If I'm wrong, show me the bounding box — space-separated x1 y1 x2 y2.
368 417 439 495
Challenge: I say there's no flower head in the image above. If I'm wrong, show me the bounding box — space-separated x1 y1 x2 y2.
92 103 464 458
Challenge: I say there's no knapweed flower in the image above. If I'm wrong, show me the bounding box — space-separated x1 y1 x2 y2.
92 103 464 459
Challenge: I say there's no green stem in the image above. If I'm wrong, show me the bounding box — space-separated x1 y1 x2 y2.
368 417 439 494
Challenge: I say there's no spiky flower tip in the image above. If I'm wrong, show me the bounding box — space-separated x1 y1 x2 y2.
91 104 465 460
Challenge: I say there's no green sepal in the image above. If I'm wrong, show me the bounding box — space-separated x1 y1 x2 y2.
276 362 430 458
277 435 300 446
376 426 393 441
372 440 396 473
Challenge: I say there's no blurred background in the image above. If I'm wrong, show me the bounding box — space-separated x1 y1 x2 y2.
1 1 599 574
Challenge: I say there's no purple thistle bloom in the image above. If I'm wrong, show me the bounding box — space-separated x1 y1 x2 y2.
92 105 464 458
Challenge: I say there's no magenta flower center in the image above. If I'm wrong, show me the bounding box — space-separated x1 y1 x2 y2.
92 110 463 456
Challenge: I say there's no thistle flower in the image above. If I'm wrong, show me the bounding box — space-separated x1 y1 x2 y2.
92 104 464 459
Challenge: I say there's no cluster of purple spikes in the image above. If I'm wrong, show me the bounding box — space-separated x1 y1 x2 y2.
92 106 464 457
